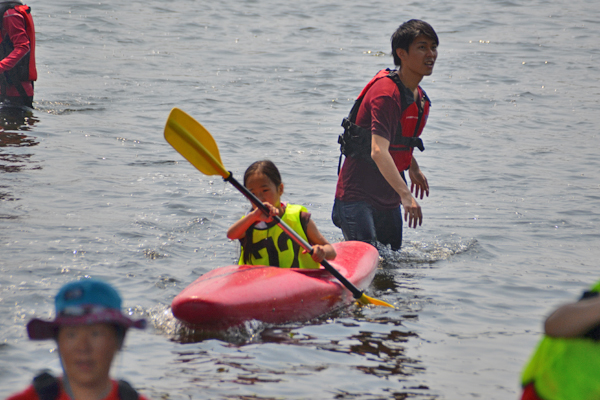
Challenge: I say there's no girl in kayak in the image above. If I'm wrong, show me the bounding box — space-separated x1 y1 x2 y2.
227 160 336 268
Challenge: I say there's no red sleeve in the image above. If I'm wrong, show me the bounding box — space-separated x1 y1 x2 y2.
370 92 401 141
0 9 30 73
356 78 402 143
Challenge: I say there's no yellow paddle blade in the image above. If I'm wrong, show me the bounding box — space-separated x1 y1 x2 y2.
164 108 229 179
356 293 395 308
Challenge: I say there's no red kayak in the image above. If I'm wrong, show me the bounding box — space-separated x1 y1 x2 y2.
171 241 379 329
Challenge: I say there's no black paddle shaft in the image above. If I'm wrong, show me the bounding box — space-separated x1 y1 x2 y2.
224 172 364 300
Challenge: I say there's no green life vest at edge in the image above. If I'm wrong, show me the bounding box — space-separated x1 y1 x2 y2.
239 203 320 269
521 280 600 400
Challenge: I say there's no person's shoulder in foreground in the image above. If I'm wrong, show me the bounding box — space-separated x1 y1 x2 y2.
520 280 600 400
7 278 150 400
8 377 151 400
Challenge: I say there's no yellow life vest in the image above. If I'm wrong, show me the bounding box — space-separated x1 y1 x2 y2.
521 280 600 400
238 204 320 269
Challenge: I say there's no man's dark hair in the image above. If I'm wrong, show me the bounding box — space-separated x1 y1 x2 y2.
391 19 439 66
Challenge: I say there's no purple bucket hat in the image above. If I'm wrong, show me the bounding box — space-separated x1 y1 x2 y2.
27 279 146 340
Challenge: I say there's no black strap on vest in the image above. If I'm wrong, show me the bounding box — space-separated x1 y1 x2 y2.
386 71 427 149
32 372 59 400
33 372 139 400
1 66 29 100
337 70 427 175
118 380 140 400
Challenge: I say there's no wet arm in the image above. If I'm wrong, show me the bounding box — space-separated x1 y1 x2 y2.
227 204 278 240
304 219 336 262
371 134 422 228
0 12 29 73
544 296 600 338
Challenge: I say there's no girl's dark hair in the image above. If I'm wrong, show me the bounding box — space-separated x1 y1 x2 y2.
391 19 439 66
243 160 282 188
241 160 282 264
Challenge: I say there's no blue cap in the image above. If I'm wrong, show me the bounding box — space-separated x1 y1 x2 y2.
55 279 122 314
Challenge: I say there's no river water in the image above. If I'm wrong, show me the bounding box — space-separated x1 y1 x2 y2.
2 0 600 398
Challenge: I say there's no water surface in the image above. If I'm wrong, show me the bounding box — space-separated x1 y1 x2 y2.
2 0 600 398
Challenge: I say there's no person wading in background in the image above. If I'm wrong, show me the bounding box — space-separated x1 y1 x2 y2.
0 0 36 108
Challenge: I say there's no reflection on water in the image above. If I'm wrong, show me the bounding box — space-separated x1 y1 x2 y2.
0 185 17 202
150 258 438 398
0 106 39 212
166 316 436 399
0 105 40 174
0 149 37 174
0 105 38 133
320 323 422 372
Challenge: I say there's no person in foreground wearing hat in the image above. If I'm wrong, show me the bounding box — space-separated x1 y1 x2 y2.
7 279 149 400
520 280 600 400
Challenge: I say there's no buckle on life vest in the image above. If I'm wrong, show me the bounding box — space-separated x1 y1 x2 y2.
393 136 425 152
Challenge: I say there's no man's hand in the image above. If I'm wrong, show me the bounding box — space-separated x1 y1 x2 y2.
401 192 422 228
409 158 429 199
372 135 424 229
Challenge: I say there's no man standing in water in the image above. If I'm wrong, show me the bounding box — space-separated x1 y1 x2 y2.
332 19 438 251
0 0 36 108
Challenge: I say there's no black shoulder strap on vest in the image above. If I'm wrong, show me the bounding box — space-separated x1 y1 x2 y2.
118 380 140 400
3 66 29 100
385 71 410 114
386 71 425 151
33 372 60 400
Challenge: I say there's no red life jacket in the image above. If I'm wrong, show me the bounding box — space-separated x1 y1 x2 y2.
520 383 543 400
0 3 36 82
338 69 430 173
15 4 36 81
